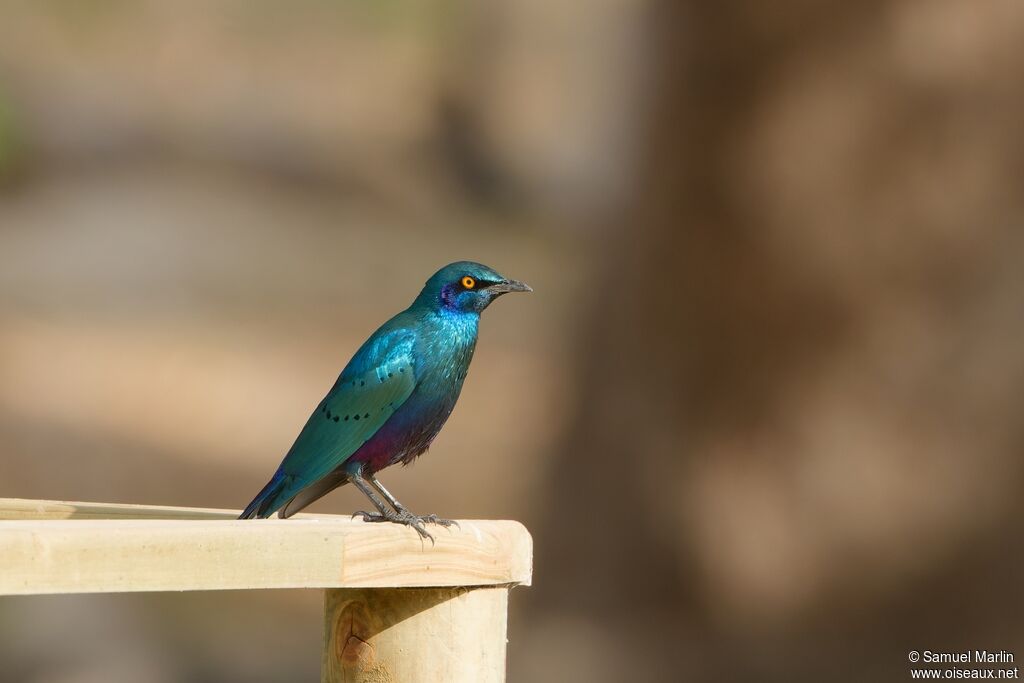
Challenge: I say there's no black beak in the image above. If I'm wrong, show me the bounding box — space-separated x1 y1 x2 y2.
487 279 533 294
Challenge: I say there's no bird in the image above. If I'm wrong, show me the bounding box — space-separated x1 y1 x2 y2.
239 261 531 540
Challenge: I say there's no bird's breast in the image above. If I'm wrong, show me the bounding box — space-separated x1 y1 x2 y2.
413 329 477 410
350 312 478 472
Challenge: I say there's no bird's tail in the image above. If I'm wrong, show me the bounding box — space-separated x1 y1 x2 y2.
238 471 293 519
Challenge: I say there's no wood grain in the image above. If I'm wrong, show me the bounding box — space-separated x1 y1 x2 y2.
322 587 509 683
0 498 532 595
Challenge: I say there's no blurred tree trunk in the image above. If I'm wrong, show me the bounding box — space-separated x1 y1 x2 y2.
519 1 1024 681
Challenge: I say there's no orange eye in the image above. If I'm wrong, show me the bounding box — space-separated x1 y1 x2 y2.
461 276 476 289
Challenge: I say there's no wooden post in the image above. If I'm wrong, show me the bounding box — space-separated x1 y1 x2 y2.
0 498 532 680
322 586 510 683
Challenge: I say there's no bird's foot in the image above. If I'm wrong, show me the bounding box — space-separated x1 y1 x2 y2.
352 509 435 542
351 509 458 542
415 513 460 529
351 510 389 523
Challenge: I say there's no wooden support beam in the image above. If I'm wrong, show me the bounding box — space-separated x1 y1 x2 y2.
0 498 532 680
0 498 532 595
322 586 510 683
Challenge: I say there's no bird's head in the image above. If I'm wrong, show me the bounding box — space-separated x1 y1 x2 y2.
415 261 532 314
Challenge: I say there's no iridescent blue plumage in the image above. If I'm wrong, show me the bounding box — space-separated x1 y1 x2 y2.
239 261 530 539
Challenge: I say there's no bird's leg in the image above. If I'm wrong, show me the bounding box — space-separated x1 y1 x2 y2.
350 470 434 541
367 473 459 530
349 471 395 517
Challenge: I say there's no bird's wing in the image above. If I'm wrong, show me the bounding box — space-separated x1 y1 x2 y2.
278 328 418 490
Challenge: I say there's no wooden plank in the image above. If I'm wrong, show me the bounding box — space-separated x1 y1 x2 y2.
0 497 242 520
0 499 532 595
322 586 509 683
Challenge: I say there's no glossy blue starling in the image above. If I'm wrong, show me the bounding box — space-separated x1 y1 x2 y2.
239 261 531 540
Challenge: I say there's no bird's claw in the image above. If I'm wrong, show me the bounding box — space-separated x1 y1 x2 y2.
396 510 459 536
417 513 460 529
351 509 458 542
404 515 435 542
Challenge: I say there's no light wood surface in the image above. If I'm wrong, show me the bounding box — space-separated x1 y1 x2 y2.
322 586 510 683
0 497 244 520
0 498 533 595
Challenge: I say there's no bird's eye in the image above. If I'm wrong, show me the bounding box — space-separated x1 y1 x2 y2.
461 276 476 289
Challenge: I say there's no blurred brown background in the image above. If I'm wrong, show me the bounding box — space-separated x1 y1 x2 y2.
1 1 1023 681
